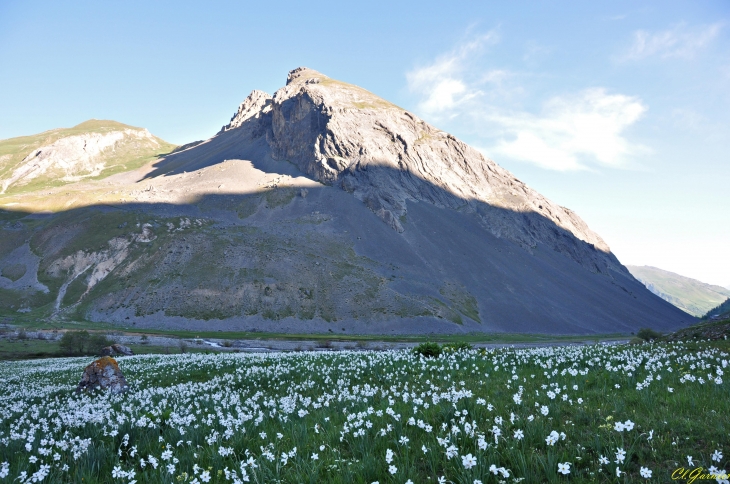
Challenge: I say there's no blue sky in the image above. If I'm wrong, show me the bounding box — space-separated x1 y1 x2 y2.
1 0 728 287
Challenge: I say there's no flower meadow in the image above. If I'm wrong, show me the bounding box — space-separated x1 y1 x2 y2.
0 341 728 483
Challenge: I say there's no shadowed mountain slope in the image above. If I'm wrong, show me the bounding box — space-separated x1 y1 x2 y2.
0 68 695 334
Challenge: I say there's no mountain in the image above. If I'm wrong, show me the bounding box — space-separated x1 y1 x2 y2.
0 120 175 195
701 298 730 321
0 68 694 334
626 266 730 317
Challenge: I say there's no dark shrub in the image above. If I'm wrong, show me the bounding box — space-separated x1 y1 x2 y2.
414 342 442 358
59 331 113 356
443 341 473 352
637 328 662 341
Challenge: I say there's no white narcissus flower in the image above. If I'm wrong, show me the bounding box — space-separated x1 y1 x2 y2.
557 462 570 475
462 453 477 469
640 467 652 478
546 431 559 446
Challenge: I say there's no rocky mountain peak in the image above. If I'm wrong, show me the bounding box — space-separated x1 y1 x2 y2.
216 67 617 274
220 90 272 133
286 66 326 85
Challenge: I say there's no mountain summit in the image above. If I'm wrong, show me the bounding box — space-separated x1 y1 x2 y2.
166 67 617 273
0 68 694 333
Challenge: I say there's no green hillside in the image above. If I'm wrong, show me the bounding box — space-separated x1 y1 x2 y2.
0 119 175 195
627 265 730 317
702 298 730 320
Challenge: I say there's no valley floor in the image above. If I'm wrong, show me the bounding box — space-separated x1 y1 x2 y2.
0 323 630 361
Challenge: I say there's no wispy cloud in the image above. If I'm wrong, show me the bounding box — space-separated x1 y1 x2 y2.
406 31 499 115
407 36 648 171
620 23 723 60
489 89 647 171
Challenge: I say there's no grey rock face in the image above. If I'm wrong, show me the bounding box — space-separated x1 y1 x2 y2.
76 357 129 394
220 90 272 133
224 67 622 275
101 344 134 357
111 344 134 356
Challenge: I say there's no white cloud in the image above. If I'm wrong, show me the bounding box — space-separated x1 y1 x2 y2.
407 36 648 171
621 23 723 60
491 89 647 171
406 31 498 115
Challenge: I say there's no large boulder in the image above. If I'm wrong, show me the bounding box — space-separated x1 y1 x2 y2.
100 344 134 357
76 356 129 394
111 343 134 356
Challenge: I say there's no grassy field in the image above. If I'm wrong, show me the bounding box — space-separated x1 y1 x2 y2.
0 340 727 483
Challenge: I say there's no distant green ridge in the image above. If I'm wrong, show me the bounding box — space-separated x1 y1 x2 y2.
628 265 730 317
702 298 730 320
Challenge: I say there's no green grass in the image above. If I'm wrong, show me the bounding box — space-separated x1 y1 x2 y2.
0 338 61 360
0 263 26 281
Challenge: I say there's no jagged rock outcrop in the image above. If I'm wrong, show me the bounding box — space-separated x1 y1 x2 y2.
101 344 134 357
220 67 620 274
220 90 272 133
